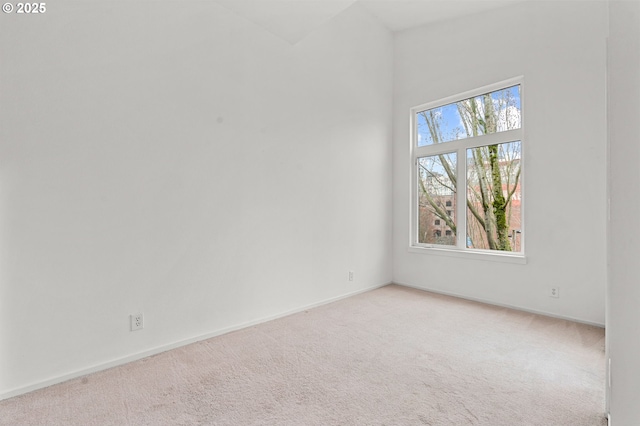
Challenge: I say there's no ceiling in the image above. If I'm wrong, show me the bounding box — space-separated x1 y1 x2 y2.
212 0 524 44
359 0 523 32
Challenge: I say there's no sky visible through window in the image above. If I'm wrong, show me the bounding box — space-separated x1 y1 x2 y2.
416 85 521 147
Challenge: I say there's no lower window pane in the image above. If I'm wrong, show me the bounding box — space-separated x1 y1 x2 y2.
466 141 522 251
417 153 457 245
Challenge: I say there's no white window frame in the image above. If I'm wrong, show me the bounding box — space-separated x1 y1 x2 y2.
409 77 526 264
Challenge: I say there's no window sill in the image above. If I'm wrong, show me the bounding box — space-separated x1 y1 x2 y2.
408 245 527 264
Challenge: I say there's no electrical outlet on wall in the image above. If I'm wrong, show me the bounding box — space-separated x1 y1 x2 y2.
130 313 144 331
348 271 354 282
549 287 560 298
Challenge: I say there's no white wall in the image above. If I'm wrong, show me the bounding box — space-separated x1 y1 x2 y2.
607 1 640 424
392 1 608 325
0 2 393 398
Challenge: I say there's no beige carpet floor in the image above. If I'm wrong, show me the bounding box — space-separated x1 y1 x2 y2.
0 285 606 425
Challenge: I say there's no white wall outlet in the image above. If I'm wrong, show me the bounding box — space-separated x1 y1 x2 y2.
130 313 144 331
348 271 354 282
549 287 560 298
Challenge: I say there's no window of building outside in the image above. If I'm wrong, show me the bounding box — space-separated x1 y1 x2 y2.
411 78 523 255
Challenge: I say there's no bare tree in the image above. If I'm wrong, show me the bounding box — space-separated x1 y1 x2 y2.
418 87 521 251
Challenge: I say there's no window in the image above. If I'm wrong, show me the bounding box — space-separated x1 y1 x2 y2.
411 78 523 255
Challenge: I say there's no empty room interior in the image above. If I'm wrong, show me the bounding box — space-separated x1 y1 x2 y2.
1 0 639 424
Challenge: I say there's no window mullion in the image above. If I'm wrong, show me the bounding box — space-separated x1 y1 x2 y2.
456 147 467 249
413 129 521 158
415 157 421 247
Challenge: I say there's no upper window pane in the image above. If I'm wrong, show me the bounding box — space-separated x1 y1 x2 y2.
416 85 521 147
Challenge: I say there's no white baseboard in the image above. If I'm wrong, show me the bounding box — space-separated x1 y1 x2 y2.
0 282 391 402
393 281 605 328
